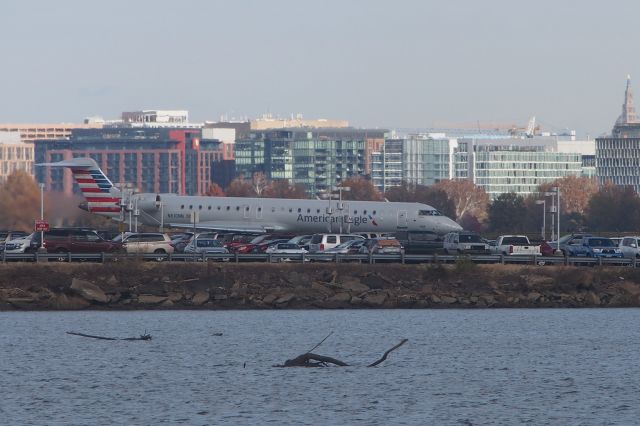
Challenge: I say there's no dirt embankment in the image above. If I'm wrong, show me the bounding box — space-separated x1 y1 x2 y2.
1 261 640 310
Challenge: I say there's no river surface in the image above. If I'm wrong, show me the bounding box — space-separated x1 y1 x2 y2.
1 309 639 425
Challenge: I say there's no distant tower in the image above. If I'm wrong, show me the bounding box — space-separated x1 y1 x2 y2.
616 75 638 125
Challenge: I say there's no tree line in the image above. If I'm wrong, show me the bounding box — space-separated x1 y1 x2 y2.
1 170 638 234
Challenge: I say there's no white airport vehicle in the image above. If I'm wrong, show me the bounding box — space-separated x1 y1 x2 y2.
443 232 489 254
37 158 462 236
490 235 541 256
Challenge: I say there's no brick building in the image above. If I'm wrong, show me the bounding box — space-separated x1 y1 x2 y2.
35 128 227 196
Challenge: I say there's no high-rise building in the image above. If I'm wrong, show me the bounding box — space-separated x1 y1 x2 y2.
0 132 33 183
596 76 640 191
236 128 386 196
371 134 458 192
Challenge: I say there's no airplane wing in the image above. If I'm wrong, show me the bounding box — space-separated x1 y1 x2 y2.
166 221 285 234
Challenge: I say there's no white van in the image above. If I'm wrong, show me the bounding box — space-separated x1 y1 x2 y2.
308 234 365 253
443 232 490 254
619 236 640 259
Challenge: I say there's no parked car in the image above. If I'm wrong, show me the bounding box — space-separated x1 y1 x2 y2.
96 230 121 241
253 239 291 253
490 235 541 256
228 234 275 253
540 241 561 257
288 235 312 250
353 232 391 240
619 236 640 259
183 238 229 260
320 239 366 255
549 233 594 255
171 232 207 253
392 230 440 254
443 232 489 254
359 237 404 255
4 232 41 254
4 228 122 259
565 237 623 258
308 234 365 253
120 233 174 259
265 243 308 261
0 230 29 252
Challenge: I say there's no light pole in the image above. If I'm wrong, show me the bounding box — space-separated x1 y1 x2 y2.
38 183 45 252
332 186 351 233
556 187 561 242
535 199 546 240
544 191 556 241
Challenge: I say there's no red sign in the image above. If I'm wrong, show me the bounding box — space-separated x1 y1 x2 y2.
34 220 50 232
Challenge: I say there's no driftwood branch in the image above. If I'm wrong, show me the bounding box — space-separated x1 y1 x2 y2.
278 338 408 367
306 331 333 354
66 331 152 341
283 353 349 367
367 338 408 367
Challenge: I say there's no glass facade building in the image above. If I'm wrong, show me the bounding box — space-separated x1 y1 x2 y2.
236 128 385 196
371 135 457 192
595 137 640 190
456 138 583 198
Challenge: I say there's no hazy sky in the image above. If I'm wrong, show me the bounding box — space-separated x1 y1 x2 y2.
2 0 639 137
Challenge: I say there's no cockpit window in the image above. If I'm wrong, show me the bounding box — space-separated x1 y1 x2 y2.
418 209 442 216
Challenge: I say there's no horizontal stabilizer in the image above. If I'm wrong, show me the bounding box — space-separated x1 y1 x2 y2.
36 157 101 168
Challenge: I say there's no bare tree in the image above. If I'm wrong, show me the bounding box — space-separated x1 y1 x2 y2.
538 176 598 215
0 171 45 231
432 180 489 222
252 172 269 197
340 176 383 201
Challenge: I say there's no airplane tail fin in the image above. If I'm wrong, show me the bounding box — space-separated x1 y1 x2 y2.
37 158 122 217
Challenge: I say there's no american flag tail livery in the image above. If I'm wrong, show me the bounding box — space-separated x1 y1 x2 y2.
36 157 122 218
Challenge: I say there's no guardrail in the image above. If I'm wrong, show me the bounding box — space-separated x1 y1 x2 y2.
0 251 637 267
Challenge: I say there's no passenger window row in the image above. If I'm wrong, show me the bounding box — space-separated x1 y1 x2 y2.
177 204 377 215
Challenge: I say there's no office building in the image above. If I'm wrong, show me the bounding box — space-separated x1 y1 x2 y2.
596 76 640 191
0 122 103 144
0 132 33 183
35 128 227 196
455 136 584 198
236 128 386 195
371 134 458 192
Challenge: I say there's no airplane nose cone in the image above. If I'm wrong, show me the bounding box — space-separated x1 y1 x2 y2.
438 217 463 234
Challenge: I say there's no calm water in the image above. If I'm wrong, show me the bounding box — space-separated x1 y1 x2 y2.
1 309 639 425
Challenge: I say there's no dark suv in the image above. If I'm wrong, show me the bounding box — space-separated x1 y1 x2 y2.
43 228 123 254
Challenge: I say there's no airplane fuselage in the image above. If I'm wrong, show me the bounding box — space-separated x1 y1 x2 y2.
131 193 462 235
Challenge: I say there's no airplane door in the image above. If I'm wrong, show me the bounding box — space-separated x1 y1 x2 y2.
397 210 408 228
256 204 263 219
243 205 250 219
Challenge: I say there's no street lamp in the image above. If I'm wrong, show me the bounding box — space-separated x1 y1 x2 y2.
535 199 546 240
38 183 45 253
548 187 560 242
332 186 351 233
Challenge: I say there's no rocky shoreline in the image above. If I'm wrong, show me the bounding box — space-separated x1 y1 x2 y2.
1 261 640 310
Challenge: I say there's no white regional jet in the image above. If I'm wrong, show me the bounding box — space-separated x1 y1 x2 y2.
38 158 462 236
